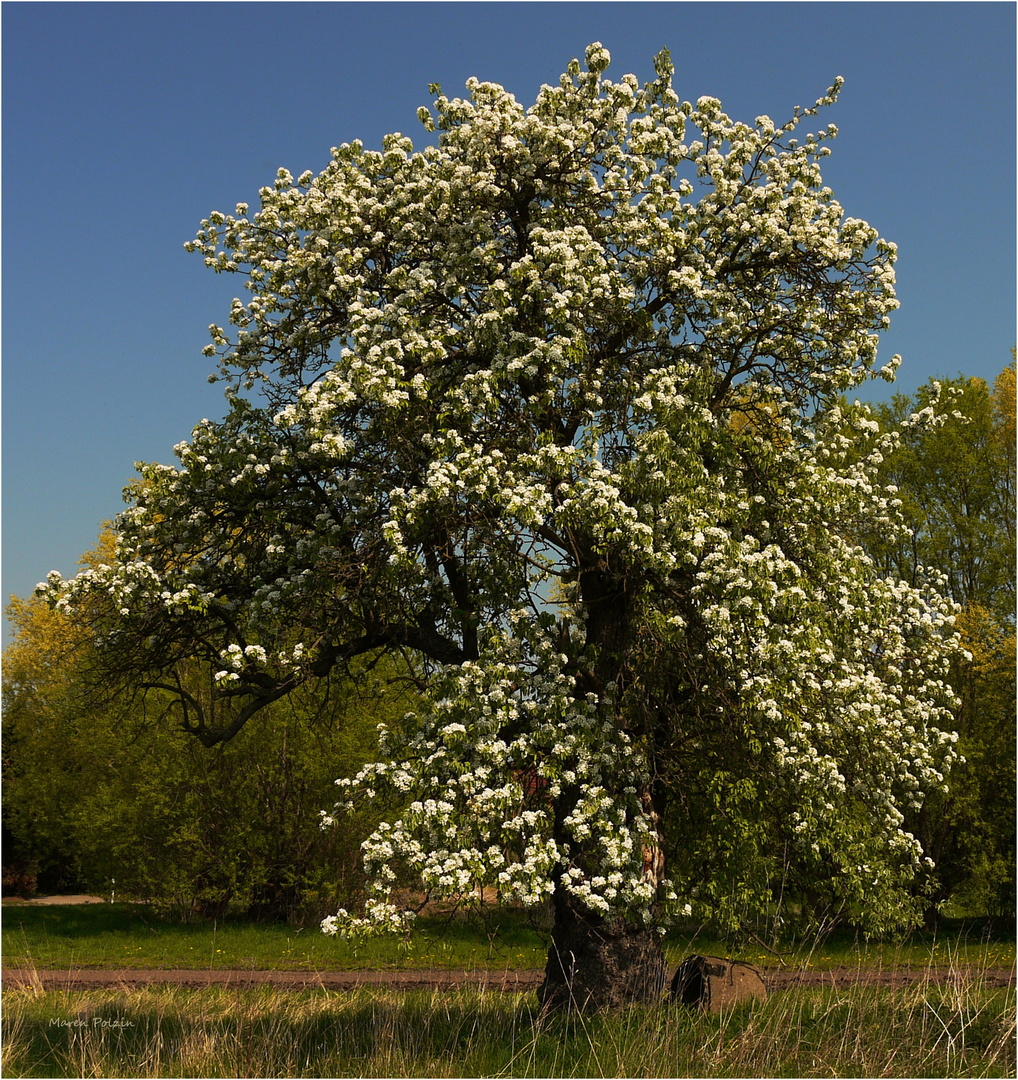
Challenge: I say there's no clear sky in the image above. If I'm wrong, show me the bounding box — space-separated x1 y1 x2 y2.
3 1 1015 622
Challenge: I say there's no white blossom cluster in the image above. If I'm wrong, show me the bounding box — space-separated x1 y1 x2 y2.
40 45 961 935
321 614 670 936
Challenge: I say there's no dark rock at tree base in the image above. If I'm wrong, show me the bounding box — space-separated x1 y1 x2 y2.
537 913 667 1011
671 955 768 1012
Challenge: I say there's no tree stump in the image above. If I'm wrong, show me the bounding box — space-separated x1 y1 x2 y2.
670 955 767 1012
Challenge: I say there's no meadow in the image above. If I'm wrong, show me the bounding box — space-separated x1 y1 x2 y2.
4 902 1014 973
1 903 1014 1078
2 979 1014 1078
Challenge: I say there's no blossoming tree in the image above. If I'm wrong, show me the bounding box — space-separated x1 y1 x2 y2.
43 45 961 1009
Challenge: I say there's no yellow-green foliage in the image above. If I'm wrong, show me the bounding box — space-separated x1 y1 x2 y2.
3 538 413 918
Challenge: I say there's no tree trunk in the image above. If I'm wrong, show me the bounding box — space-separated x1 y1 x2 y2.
537 892 667 1011
537 778 668 1012
535 558 667 1011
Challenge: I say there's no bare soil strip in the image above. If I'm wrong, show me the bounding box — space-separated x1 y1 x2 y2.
3 967 1014 993
1 969 543 993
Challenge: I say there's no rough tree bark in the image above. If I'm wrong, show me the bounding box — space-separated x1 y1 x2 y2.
537 891 668 1012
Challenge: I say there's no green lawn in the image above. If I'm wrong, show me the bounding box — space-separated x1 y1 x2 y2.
2 902 1013 974
1 903 548 972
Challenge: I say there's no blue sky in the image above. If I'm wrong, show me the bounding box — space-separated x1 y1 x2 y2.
3 2 1015 620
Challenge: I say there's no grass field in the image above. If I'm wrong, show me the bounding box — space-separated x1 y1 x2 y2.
1 902 548 972
3 902 1014 974
2 903 1014 1078
2 980 1014 1078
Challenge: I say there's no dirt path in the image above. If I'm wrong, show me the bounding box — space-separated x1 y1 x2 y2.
3 966 1014 993
765 965 1015 991
1 894 106 906
1 968 543 993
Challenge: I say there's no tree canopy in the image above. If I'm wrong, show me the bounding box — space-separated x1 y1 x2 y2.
41 45 964 1005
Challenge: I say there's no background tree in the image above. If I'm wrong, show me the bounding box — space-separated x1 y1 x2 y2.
2 593 89 894
43 46 961 1009
3 530 118 893
4 532 402 919
948 603 1016 920
863 363 1016 922
867 371 1015 617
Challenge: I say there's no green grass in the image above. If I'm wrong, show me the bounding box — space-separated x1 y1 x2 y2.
711 919 1017 974
0 903 550 972
2 979 1014 1078
3 902 1014 975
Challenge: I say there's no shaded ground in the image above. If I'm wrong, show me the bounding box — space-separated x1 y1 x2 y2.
3 965 1014 993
